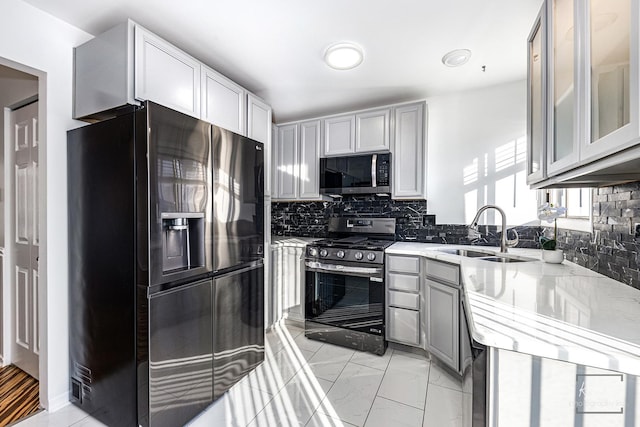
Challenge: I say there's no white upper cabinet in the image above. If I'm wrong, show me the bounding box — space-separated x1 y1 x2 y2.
201 66 246 135
547 0 579 176
324 115 355 156
73 20 271 136
134 25 201 118
529 0 640 187
299 120 321 199
581 0 637 161
393 102 426 199
247 93 272 144
324 109 391 155
275 124 299 200
248 94 272 196
355 109 391 152
527 6 547 185
274 100 427 200
273 121 321 201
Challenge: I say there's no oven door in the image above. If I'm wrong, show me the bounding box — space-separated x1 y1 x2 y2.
304 260 385 336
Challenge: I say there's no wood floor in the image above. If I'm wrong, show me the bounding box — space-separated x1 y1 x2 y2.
0 365 40 427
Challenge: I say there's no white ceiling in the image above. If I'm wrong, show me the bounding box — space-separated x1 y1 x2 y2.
23 0 543 123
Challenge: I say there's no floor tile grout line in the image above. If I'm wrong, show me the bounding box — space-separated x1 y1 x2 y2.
361 348 396 427
312 345 367 424
246 327 333 427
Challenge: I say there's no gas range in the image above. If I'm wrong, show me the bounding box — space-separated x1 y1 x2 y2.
305 217 396 265
304 217 396 355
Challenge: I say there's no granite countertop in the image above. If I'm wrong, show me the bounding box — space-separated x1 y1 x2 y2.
387 242 640 376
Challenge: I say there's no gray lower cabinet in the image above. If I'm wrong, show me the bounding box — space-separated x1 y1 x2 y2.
386 254 423 347
425 258 462 373
426 279 460 372
388 307 420 345
270 243 306 324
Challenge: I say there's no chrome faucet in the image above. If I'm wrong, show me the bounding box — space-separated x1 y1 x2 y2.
468 205 519 253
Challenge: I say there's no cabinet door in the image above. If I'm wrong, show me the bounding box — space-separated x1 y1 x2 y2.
547 0 579 175
393 103 426 199
324 115 355 155
581 0 638 162
426 279 459 372
299 120 321 199
275 124 299 199
248 94 272 196
387 307 420 346
247 93 272 144
527 6 547 184
356 109 390 152
201 66 246 135
134 25 201 118
284 246 305 322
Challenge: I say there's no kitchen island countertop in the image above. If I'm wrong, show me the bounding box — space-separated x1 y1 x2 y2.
387 242 640 376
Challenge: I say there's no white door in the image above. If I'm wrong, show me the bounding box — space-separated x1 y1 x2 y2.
11 101 39 379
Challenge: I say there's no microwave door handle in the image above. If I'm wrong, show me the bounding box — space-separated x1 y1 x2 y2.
371 154 377 188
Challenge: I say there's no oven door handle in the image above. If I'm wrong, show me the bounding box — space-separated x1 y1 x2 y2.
305 261 383 276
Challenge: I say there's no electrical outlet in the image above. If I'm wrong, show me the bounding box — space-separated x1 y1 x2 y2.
423 215 436 226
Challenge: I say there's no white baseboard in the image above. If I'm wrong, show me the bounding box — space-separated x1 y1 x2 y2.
0 355 4 367
46 390 71 412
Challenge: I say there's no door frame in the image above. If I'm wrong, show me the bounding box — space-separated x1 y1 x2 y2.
1 56 47 409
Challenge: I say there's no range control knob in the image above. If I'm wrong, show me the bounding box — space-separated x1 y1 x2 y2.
336 250 346 259
320 249 329 257
308 247 318 257
354 251 364 260
367 252 376 261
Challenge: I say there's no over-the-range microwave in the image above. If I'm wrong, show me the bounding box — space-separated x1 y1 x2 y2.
319 153 391 196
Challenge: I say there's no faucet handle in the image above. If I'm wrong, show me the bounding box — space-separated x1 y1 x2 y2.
506 228 519 248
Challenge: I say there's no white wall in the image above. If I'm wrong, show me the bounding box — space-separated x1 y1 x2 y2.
0 0 91 410
426 80 539 226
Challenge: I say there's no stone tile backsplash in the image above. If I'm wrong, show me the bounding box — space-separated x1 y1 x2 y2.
557 182 640 290
271 196 542 248
272 182 640 290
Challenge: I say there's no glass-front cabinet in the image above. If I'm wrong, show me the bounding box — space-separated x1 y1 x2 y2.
527 6 547 184
581 0 637 161
547 0 579 176
528 0 640 185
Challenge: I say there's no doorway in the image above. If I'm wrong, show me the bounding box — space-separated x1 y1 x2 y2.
0 62 41 421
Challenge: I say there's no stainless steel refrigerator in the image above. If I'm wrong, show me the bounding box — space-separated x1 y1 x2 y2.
68 102 264 427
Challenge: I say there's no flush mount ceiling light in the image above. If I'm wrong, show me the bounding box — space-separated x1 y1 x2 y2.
324 42 364 70
442 49 472 67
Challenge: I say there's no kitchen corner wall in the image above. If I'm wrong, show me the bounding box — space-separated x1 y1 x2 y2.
557 182 640 290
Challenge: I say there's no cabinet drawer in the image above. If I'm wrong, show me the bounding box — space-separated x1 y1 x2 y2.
388 290 420 310
388 273 420 292
387 255 421 274
387 307 420 346
425 259 459 286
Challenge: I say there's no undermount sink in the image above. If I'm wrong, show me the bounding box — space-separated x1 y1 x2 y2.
437 248 496 258
481 256 536 263
437 248 537 263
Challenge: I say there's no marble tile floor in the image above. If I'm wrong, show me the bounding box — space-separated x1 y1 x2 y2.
14 323 466 427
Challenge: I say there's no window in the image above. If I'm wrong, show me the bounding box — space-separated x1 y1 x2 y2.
540 188 592 232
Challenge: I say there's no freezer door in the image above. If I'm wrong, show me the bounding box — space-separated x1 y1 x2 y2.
146 279 213 427
213 263 265 399
146 102 213 286
213 126 264 272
